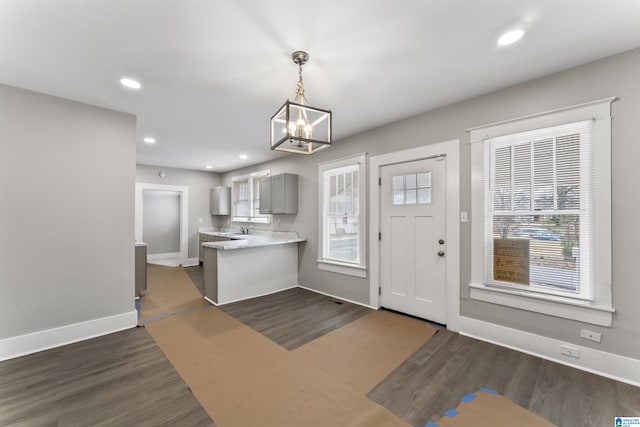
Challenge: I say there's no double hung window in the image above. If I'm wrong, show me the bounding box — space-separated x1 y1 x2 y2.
317 154 367 277
231 170 270 223
469 98 614 326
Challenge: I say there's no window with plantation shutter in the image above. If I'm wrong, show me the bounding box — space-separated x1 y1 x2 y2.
469 98 614 326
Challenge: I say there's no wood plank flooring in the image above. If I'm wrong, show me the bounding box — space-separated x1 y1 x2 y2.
218 286 372 350
367 327 640 427
0 326 214 427
2 265 639 427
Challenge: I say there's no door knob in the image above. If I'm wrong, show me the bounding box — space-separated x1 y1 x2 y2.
438 251 445 257
439 239 445 244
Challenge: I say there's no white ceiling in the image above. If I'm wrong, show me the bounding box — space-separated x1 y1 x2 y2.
2 1 640 172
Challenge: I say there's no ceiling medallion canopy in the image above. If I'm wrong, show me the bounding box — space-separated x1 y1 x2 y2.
270 51 332 155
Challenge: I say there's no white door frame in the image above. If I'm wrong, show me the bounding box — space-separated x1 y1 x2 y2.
135 182 189 264
369 140 460 332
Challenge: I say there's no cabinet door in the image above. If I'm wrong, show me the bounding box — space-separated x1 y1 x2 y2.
259 176 271 214
211 187 231 215
270 174 286 213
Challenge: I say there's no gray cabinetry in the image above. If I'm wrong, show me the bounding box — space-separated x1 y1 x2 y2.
259 173 298 214
135 244 147 298
210 186 231 215
199 233 231 263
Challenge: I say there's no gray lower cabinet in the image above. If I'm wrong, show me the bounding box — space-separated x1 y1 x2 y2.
135 244 147 297
199 233 231 263
259 173 298 214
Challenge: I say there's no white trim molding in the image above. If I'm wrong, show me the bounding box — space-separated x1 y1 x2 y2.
316 260 367 278
317 153 368 278
0 310 138 362
468 98 615 326
369 140 461 332
460 316 640 387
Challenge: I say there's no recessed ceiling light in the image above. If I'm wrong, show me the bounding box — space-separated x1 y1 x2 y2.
143 137 156 144
205 165 213 169
239 154 248 159
120 77 142 89
497 28 525 47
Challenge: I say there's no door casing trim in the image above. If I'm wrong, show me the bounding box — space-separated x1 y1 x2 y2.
135 183 189 264
369 140 460 332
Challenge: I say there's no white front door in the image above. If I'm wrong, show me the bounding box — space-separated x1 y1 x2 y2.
380 156 446 323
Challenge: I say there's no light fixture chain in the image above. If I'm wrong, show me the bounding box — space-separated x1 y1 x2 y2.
296 63 305 101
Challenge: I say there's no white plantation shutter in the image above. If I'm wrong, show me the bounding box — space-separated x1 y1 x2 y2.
484 120 594 299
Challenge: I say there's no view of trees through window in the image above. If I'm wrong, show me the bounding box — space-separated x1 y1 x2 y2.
489 129 584 294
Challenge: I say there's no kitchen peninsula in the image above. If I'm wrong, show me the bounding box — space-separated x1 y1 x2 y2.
201 230 306 305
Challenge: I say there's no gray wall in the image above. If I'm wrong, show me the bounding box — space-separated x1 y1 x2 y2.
221 48 640 360
136 165 222 259
142 190 181 255
0 84 136 339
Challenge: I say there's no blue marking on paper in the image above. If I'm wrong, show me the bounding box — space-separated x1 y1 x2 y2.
424 423 439 427
444 409 458 417
460 392 477 403
479 387 498 394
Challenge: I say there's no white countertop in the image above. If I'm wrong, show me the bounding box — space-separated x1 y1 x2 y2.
200 230 306 251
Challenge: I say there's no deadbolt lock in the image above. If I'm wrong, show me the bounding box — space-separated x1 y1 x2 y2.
439 239 445 244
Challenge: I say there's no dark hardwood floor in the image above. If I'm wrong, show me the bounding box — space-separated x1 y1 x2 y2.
0 327 214 427
218 286 372 350
367 327 640 427
2 266 638 427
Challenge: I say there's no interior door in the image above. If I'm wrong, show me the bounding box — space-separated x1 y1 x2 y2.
380 157 446 323
143 189 181 259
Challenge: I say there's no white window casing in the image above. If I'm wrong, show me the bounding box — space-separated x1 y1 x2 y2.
231 169 270 224
469 98 615 326
317 153 367 278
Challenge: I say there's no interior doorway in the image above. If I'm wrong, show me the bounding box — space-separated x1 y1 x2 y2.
135 183 189 266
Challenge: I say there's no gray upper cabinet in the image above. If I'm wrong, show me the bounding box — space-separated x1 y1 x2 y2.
259 173 298 214
210 186 231 215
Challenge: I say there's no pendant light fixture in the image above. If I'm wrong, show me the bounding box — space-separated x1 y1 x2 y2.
270 51 332 154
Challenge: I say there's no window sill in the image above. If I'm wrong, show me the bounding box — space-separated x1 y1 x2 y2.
317 260 367 278
469 283 614 327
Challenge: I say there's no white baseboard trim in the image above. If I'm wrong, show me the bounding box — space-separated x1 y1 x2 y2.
203 296 218 306
298 285 377 310
0 310 138 362
181 258 200 267
459 316 640 387
215 286 299 306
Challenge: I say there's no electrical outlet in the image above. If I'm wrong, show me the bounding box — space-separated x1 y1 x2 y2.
460 211 469 223
561 345 580 358
581 329 602 343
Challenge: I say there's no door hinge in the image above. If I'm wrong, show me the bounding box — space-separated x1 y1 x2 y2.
378 177 381 186
378 231 381 240
378 287 381 296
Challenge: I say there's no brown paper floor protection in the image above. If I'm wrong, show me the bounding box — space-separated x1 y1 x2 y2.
140 266 411 426
146 305 411 427
433 390 557 427
138 264 207 323
292 309 437 394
